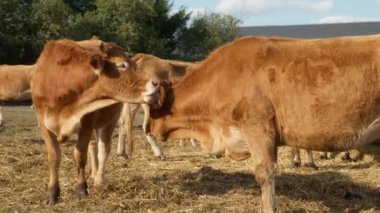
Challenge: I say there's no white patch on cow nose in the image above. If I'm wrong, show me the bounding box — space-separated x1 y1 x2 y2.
116 62 130 70
142 80 160 104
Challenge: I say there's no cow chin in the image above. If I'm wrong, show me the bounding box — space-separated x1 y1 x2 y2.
142 92 161 107
142 80 160 105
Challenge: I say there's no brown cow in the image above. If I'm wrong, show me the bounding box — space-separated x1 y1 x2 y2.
115 54 198 159
0 65 35 126
32 38 160 205
291 149 365 169
289 148 317 169
149 35 380 212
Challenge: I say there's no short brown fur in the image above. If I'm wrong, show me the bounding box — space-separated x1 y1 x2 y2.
32 38 159 205
150 35 380 212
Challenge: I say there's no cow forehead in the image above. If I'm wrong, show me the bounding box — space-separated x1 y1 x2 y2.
76 39 130 62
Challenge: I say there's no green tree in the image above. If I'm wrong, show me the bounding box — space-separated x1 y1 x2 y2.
64 0 97 14
0 0 36 64
0 0 77 64
69 0 190 57
0 0 240 64
31 0 75 52
135 0 189 58
177 13 241 61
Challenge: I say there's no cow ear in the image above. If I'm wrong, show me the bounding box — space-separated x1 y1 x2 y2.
90 54 105 75
100 42 105 52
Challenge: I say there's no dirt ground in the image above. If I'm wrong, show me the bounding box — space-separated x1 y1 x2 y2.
0 106 379 212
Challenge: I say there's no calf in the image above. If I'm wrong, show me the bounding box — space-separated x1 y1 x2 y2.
32 38 160 204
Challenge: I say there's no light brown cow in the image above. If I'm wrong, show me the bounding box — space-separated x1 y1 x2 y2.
291 149 361 169
32 38 160 205
116 54 198 159
149 35 380 212
289 148 317 169
0 65 35 126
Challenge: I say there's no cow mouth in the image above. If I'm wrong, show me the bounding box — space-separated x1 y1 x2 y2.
142 80 161 106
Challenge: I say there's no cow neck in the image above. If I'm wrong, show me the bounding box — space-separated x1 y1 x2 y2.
170 57 221 117
55 85 119 141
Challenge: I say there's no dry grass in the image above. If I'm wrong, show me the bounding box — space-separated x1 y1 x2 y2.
0 106 379 212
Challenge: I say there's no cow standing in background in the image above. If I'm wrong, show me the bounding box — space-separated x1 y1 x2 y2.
32 38 160 205
115 54 199 160
149 35 380 212
289 148 317 169
0 65 35 126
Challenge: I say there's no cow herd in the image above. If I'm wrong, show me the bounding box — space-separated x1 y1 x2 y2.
1 35 379 212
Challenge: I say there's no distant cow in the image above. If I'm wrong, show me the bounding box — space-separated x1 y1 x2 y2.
32 38 160 205
116 54 198 160
289 148 317 169
0 65 35 126
290 149 358 169
149 35 380 212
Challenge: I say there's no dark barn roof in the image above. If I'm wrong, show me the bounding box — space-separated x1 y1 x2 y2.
239 22 380 38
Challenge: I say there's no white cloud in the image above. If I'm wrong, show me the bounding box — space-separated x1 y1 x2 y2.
216 0 333 18
187 7 207 18
170 7 206 19
375 0 380 5
316 16 380 24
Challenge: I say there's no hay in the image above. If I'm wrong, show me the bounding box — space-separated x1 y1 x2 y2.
0 106 379 212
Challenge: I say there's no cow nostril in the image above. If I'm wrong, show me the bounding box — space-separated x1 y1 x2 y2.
152 80 159 87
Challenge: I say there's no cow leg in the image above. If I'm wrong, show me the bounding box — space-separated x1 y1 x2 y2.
39 125 61 205
304 150 318 170
320 152 329 159
341 151 352 161
179 139 185 147
289 147 301 167
117 103 131 158
328 151 339 159
243 123 277 213
88 132 99 179
74 126 93 199
141 104 166 160
145 133 166 160
94 123 115 186
0 105 3 127
190 138 198 147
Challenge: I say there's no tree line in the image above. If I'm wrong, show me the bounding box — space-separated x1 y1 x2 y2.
0 0 241 64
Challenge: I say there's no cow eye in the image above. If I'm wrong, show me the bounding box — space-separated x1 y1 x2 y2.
117 63 126 68
116 62 130 71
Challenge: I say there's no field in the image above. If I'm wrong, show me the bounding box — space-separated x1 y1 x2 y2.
0 106 379 212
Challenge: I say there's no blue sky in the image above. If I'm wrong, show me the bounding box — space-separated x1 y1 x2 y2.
171 0 380 26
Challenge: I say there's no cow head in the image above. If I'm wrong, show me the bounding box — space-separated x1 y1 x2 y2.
132 53 171 82
149 81 180 141
86 40 161 105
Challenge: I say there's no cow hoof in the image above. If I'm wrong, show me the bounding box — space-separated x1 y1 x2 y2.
304 163 318 170
156 154 166 161
290 162 301 168
94 176 103 187
117 152 129 159
341 155 352 161
42 187 60 205
76 182 88 200
42 196 58 205
209 153 223 159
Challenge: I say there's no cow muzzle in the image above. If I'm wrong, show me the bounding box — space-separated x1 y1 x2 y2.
142 80 161 106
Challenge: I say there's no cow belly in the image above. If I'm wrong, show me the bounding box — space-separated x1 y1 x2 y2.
283 116 380 151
